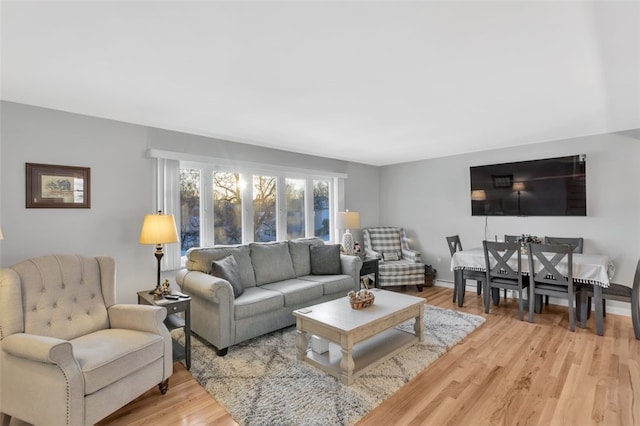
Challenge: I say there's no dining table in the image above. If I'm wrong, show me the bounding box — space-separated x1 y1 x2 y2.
450 247 614 332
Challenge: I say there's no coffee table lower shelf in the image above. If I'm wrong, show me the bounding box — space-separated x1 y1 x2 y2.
303 328 418 385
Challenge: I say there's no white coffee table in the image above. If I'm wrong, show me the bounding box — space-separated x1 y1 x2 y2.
293 289 425 385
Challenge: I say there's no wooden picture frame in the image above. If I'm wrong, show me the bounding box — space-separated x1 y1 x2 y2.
26 163 91 208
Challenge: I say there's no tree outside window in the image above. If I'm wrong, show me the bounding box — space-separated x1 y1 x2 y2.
313 180 330 241
253 175 276 242
213 172 242 244
180 168 200 255
286 178 305 240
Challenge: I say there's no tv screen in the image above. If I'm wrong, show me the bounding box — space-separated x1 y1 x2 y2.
470 155 586 216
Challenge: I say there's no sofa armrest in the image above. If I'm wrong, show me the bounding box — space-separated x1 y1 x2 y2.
340 254 363 291
403 248 422 262
3 333 75 365
175 270 235 351
176 270 235 304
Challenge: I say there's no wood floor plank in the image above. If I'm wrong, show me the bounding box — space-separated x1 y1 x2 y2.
99 286 639 425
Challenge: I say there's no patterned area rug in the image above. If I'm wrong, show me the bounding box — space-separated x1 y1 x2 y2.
174 305 485 426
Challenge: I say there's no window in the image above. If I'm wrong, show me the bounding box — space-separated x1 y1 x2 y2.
213 172 242 244
253 175 276 242
285 178 305 240
178 161 338 250
180 168 200 255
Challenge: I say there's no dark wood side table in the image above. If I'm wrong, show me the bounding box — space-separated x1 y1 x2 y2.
360 257 380 288
137 291 191 370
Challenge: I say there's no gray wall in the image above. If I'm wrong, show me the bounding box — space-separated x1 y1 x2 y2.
3 101 637 311
379 131 640 291
0 101 378 302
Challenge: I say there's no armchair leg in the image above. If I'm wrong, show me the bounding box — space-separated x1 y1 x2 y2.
158 379 169 395
1 413 12 426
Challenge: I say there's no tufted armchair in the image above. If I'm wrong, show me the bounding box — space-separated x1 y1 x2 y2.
363 227 425 290
0 255 173 426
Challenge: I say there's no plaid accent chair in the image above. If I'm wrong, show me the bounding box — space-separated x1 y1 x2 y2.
363 227 425 289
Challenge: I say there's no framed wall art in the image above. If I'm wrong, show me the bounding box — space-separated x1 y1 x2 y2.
26 163 91 208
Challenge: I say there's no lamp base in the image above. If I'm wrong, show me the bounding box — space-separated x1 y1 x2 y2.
149 285 164 300
342 230 356 256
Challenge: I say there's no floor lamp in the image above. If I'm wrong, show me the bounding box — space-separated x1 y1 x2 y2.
139 210 179 298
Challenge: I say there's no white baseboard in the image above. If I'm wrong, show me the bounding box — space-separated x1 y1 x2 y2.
433 279 631 317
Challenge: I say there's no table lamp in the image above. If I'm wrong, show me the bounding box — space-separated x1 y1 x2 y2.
338 210 360 255
139 210 179 298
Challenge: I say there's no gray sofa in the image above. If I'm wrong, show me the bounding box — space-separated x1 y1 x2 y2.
176 238 362 355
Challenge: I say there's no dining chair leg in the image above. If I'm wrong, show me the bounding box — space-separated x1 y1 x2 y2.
457 273 466 307
594 285 604 336
491 288 500 306
477 281 482 295
528 284 535 323
568 293 576 332
632 289 640 340
518 289 525 321
576 292 588 328
453 270 460 303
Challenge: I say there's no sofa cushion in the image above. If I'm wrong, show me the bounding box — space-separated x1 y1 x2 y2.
300 275 354 296
260 279 324 307
234 287 285 320
250 242 296 285
310 244 342 275
211 255 244 298
71 329 164 395
288 238 325 277
186 245 256 288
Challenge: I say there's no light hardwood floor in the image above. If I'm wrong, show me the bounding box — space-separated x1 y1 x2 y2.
99 285 639 425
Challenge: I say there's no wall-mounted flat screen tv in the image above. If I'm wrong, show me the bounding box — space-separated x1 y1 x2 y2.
470 154 586 216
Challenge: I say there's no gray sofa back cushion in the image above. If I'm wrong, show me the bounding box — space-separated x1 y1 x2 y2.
288 237 325 277
186 245 257 288
250 242 296 285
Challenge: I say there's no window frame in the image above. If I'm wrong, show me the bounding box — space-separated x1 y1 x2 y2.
179 160 339 250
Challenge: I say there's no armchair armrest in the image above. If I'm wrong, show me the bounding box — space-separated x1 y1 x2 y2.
2 333 74 364
365 248 382 260
403 248 422 262
1 334 84 425
108 304 167 334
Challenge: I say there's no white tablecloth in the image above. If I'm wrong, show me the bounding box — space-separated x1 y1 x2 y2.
450 248 613 287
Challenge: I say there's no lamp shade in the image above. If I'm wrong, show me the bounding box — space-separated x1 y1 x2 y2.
139 212 179 245
471 190 487 201
338 211 360 230
512 181 525 191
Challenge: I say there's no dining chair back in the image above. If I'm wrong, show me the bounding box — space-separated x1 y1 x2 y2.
446 235 463 257
446 235 484 306
504 235 520 243
527 243 577 331
544 236 584 254
576 258 640 339
482 241 527 320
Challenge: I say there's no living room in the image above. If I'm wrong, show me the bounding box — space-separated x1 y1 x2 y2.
1 1 639 425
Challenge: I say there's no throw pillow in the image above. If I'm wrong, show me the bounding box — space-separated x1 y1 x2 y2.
310 244 341 275
382 251 400 261
211 255 244 298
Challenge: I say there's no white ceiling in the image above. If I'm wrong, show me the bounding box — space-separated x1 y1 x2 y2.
2 1 639 166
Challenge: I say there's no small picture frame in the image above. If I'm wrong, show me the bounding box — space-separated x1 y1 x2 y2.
26 163 91 208
492 174 513 188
